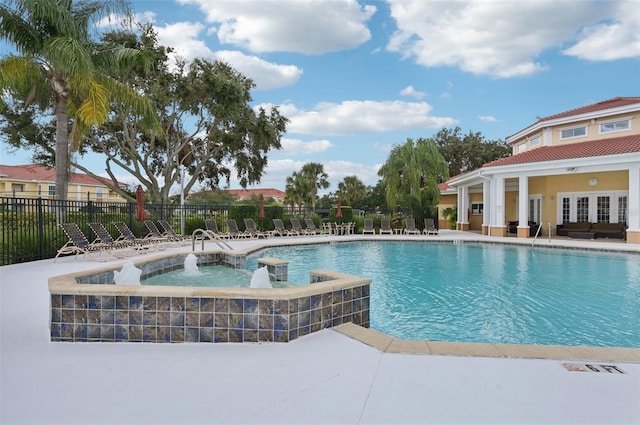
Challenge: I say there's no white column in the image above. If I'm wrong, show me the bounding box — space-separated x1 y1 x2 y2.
493 177 505 227
517 176 529 228
461 186 469 224
482 179 491 228
628 165 640 232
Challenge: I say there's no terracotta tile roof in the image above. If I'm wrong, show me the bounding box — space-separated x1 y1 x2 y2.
538 97 640 122
228 188 285 199
0 164 117 186
483 134 640 168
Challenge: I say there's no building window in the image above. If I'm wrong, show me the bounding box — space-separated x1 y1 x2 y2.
11 184 24 192
48 185 56 196
558 191 628 224
576 196 589 222
561 197 571 223
470 202 483 215
530 135 541 147
96 188 103 199
618 196 627 224
596 196 610 223
560 126 587 140
599 118 630 134
517 143 526 153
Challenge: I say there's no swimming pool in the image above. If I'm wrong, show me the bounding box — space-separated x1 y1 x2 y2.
246 241 640 348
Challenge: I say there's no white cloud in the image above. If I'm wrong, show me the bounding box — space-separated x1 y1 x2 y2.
385 0 635 78
562 2 640 60
399 85 426 99
177 0 376 54
281 138 333 155
153 23 301 89
155 21 214 61
213 51 302 89
478 115 498 123
323 160 381 189
260 100 458 135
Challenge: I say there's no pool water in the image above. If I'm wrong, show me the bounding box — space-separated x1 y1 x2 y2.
246 241 640 348
143 266 254 288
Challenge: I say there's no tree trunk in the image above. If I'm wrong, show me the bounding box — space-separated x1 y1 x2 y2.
54 95 69 201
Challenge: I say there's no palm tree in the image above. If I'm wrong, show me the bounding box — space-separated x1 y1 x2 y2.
284 170 309 214
337 175 366 207
299 162 329 210
0 0 158 200
378 138 449 218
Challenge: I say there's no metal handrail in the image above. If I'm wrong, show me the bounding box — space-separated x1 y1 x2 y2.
531 221 552 247
191 228 233 251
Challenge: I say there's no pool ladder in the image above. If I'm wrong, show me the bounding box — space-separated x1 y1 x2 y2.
531 221 552 247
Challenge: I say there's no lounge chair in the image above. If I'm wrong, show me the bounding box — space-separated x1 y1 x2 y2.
404 218 421 235
423 218 439 235
362 219 375 235
272 219 293 237
289 218 305 236
225 219 248 239
55 223 116 262
204 219 229 239
145 220 185 246
243 218 268 238
379 218 393 235
303 218 322 235
158 220 190 245
89 222 142 255
113 222 166 250
158 220 190 244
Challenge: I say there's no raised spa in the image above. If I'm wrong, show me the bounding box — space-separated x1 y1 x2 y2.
49 250 371 343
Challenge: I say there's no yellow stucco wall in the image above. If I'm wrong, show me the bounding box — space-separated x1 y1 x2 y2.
511 111 640 153
0 179 125 201
437 194 457 230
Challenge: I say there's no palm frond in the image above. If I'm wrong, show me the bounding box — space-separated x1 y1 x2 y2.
75 80 109 125
43 36 95 78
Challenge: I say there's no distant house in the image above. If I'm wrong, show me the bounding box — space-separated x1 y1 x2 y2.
0 164 127 202
441 97 640 245
227 188 286 204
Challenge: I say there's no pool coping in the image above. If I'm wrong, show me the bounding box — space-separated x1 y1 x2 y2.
333 322 640 363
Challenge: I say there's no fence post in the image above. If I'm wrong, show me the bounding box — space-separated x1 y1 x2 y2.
87 200 94 224
37 197 45 260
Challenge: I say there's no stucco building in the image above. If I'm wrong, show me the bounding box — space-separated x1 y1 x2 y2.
442 97 640 244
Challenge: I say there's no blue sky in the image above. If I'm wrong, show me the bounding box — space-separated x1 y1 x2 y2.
1 0 639 194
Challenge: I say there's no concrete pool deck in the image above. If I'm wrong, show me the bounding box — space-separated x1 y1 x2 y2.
1 230 638 424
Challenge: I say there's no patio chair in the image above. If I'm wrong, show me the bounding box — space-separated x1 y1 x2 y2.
272 219 293 237
203 219 228 239
379 218 393 235
243 218 269 238
113 222 166 250
158 220 190 245
55 223 116 262
404 218 421 235
88 223 141 255
289 218 305 236
362 219 375 235
226 219 249 239
145 220 185 247
423 218 439 235
303 218 322 235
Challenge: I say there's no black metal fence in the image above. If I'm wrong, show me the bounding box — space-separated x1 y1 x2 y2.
0 197 233 265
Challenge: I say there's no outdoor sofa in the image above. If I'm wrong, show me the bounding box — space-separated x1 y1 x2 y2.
556 222 626 239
